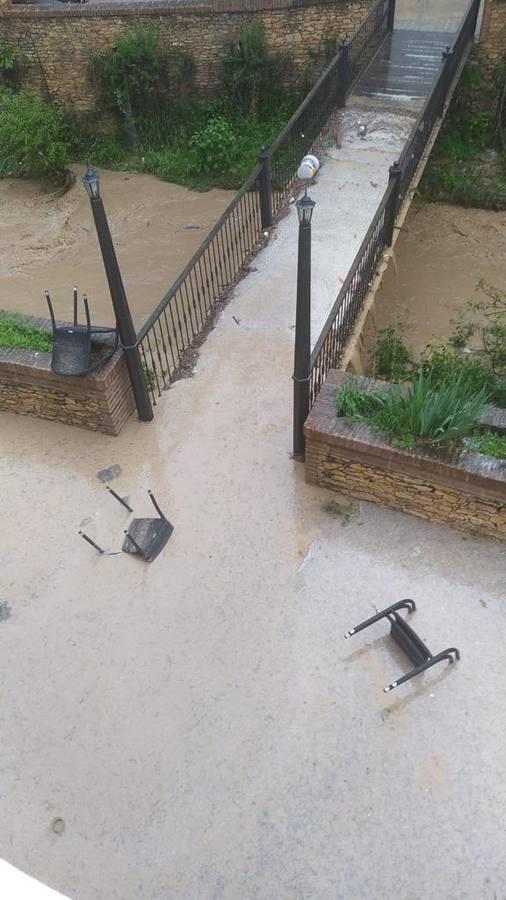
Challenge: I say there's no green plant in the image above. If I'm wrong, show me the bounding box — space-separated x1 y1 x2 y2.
422 343 506 408
84 135 129 168
92 26 195 144
372 326 414 382
336 376 390 419
336 372 489 447
223 20 290 115
448 319 476 349
0 313 53 352
470 279 506 375
0 92 72 183
189 116 237 176
0 39 16 88
466 431 506 459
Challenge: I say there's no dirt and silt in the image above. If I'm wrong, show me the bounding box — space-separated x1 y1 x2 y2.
1 166 505 353
0 167 234 330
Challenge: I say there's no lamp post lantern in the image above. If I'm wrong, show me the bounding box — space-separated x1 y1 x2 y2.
292 190 315 459
82 168 153 422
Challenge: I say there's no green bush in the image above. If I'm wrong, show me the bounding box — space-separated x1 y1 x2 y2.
92 26 194 143
336 372 489 448
0 92 72 183
0 312 52 352
0 39 17 89
223 20 291 116
372 326 414 382
189 116 238 176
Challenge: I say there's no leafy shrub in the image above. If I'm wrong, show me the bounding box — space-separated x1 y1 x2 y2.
0 92 72 183
0 312 52 352
336 372 488 447
84 134 130 168
189 116 237 176
372 326 414 382
0 39 17 89
223 20 291 116
92 26 195 143
470 280 506 375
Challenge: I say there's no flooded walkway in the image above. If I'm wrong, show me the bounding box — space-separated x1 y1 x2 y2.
1 147 506 900
1 2 505 894
353 30 453 105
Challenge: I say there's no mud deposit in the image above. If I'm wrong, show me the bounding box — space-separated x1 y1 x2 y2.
367 203 506 356
0 168 233 329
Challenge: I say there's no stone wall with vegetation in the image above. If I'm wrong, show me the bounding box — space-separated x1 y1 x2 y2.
305 372 506 542
479 0 506 69
0 0 370 113
0 342 135 435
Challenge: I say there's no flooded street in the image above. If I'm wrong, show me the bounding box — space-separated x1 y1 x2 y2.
368 202 506 356
0 168 234 330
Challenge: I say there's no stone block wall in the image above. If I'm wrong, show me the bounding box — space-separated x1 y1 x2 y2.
305 372 506 542
0 339 135 434
479 0 506 69
0 0 371 114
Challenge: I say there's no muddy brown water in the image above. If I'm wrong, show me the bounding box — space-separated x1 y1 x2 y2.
0 168 234 330
366 202 506 359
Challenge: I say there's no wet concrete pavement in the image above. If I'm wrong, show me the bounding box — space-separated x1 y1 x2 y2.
1 100 506 900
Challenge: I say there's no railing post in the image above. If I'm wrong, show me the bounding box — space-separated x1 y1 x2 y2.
257 148 273 229
386 0 396 31
336 39 350 108
293 194 315 460
469 0 480 37
385 161 402 246
440 45 453 114
83 170 153 423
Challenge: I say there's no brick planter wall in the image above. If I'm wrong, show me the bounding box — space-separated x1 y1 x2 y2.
304 371 506 541
0 322 135 434
0 0 370 114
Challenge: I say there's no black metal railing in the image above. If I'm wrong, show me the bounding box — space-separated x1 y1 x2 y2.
137 0 393 404
137 165 263 398
308 0 479 411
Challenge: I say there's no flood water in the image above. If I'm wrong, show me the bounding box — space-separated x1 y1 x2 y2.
366 202 506 357
0 168 234 330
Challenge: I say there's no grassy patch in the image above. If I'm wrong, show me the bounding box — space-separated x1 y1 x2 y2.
77 103 294 191
419 59 506 210
0 312 52 352
466 431 506 459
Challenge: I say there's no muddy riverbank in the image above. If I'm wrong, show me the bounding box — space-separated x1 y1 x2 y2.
0 168 234 330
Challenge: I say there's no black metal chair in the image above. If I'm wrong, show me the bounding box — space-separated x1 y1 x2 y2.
106 486 174 562
46 287 118 376
344 600 460 693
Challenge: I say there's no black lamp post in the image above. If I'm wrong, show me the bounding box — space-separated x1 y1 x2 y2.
82 168 153 423
292 191 315 459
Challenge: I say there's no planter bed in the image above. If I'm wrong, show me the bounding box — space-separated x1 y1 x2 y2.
0 314 134 435
304 371 506 541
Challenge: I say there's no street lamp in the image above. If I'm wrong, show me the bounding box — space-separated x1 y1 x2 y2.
82 168 153 422
292 189 316 459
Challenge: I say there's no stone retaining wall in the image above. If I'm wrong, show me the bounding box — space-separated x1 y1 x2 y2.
0 325 135 434
479 0 506 69
0 0 370 113
304 371 506 541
